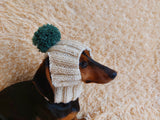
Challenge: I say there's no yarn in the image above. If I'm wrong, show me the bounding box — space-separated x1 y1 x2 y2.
32 24 61 53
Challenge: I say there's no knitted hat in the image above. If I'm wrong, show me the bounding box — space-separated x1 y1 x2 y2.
32 24 92 103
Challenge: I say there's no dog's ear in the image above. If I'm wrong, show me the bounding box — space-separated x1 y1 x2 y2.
33 57 55 103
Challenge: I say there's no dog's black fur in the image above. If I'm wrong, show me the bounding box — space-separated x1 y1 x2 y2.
0 57 79 120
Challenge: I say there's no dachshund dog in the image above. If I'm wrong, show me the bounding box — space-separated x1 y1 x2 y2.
0 50 117 120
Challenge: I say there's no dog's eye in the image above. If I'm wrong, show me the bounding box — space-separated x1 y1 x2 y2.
79 61 88 68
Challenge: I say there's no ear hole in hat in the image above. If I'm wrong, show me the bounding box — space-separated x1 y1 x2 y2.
79 50 91 83
82 50 91 57
79 50 91 69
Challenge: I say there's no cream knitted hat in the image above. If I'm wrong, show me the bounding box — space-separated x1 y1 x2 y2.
32 24 91 103
48 40 91 103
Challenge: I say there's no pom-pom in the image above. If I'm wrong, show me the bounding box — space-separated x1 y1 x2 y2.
32 24 61 53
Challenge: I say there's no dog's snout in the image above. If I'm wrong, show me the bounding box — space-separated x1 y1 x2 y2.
109 72 117 79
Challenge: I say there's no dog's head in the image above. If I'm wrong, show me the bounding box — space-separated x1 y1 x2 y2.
33 50 117 103
43 50 117 85
32 25 117 104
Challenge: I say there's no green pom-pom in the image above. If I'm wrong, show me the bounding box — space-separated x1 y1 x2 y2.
32 24 61 53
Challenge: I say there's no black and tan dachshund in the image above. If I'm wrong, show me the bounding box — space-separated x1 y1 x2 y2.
0 50 117 120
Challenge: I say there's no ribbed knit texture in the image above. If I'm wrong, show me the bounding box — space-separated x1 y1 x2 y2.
47 40 91 103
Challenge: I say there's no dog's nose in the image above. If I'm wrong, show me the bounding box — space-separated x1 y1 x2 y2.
109 72 117 79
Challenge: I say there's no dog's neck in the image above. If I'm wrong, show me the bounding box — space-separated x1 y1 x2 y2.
32 57 55 103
